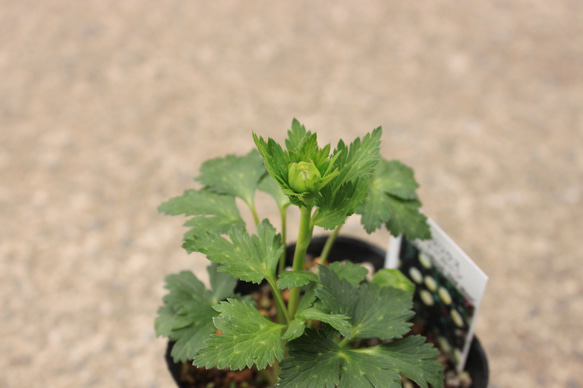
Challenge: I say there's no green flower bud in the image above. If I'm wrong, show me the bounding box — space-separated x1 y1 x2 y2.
288 161 322 193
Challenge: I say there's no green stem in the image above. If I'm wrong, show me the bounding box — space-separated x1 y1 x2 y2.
249 200 260 226
267 277 290 324
278 206 288 274
320 222 344 265
270 360 281 385
258 366 279 386
338 337 351 348
287 205 314 319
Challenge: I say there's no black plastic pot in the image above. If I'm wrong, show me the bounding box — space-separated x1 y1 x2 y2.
166 235 489 387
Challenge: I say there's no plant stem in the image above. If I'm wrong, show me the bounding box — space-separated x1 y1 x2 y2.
270 360 281 385
338 337 351 348
267 277 290 324
258 365 279 386
278 206 288 274
319 222 344 265
287 205 313 319
249 200 260 226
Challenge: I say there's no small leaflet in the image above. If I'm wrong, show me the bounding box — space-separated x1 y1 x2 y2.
386 218 488 372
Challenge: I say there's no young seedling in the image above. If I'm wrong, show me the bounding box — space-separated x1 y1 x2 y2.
155 119 443 387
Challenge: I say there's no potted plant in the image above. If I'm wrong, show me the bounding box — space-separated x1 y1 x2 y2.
155 119 484 387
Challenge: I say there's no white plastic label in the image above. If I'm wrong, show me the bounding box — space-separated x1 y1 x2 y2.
386 218 488 372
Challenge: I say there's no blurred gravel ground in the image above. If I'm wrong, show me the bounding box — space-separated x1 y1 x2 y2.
1 1 582 387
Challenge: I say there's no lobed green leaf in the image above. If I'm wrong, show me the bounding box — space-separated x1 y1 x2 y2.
277 330 342 388
374 159 419 200
277 270 319 289
352 336 444 388
316 265 414 341
312 180 369 230
316 265 360 319
154 271 236 363
381 196 431 239
296 307 352 338
196 150 266 207
281 319 307 341
359 158 431 239
328 261 369 285
158 189 245 239
311 128 382 229
331 127 382 190
278 331 443 388
183 220 283 284
349 282 414 341
285 118 311 154
371 268 416 293
194 299 285 370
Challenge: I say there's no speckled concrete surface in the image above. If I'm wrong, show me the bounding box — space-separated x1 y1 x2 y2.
1 1 582 387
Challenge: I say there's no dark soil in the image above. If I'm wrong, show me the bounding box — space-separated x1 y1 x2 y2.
175 363 272 388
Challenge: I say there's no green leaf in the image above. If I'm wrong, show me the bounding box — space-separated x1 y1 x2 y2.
277 330 342 388
163 313 218 363
253 133 290 188
154 306 175 337
351 336 444 388
371 268 415 293
194 299 285 370
281 284 332 341
311 128 382 229
277 270 319 289
375 159 419 200
295 283 318 313
278 331 443 388
331 127 382 190
281 319 306 341
316 265 414 341
158 189 245 238
312 180 369 230
253 133 295 197
285 118 311 153
296 307 351 338
357 178 391 234
328 261 369 285
285 122 319 164
349 282 414 340
382 196 431 239
182 220 283 284
316 265 360 319
359 158 431 239
335 348 403 388
196 150 266 207
154 271 220 362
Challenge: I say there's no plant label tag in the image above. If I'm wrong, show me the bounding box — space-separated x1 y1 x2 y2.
385 218 488 372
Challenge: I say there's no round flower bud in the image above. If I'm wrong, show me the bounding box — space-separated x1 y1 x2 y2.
288 161 322 193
